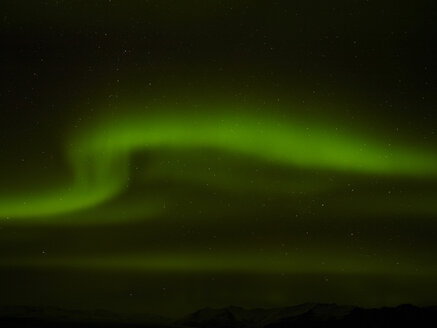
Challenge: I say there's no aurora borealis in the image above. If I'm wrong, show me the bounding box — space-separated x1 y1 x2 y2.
3 107 437 219
1 0 437 318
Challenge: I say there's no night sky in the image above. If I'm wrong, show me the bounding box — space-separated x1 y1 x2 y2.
1 0 437 317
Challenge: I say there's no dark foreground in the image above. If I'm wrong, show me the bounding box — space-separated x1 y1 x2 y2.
1 303 436 328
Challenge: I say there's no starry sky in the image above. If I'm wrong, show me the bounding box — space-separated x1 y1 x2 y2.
1 0 437 317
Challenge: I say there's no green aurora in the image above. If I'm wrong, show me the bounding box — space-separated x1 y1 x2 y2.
1 0 437 318
2 107 437 219
1 103 437 314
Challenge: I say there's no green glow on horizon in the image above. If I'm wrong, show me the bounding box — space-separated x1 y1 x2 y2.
1 106 437 221
2 251 434 276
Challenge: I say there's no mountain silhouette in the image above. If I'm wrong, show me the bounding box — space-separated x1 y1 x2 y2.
177 303 436 328
1 304 436 327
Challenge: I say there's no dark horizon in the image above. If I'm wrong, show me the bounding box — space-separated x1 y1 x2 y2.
1 303 437 328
